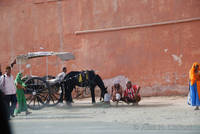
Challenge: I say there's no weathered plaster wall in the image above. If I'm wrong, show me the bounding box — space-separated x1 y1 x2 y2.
0 0 200 96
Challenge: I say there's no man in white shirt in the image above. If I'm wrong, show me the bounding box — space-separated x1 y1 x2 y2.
56 67 67 81
57 67 67 104
0 66 17 119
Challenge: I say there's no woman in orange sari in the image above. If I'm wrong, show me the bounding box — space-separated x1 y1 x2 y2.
188 62 200 110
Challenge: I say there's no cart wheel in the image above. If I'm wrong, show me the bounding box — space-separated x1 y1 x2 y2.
46 84 62 106
24 77 50 110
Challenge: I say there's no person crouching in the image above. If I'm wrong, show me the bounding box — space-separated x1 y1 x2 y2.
124 81 141 105
111 80 123 103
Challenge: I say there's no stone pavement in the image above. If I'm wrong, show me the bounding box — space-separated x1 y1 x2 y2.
10 96 200 134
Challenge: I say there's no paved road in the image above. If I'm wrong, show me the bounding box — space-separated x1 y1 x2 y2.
11 120 200 134
11 119 200 134
10 97 200 134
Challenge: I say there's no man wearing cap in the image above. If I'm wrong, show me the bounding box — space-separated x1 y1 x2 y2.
124 81 141 104
111 80 123 102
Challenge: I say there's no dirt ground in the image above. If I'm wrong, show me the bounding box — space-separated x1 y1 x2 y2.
10 96 200 134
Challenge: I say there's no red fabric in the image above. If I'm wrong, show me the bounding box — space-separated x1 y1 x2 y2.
124 88 134 98
124 85 140 98
133 85 141 97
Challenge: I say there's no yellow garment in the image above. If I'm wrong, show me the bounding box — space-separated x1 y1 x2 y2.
79 74 82 83
189 62 200 100
78 72 89 83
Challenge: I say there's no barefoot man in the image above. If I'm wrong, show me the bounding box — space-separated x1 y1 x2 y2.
111 80 123 103
124 81 141 104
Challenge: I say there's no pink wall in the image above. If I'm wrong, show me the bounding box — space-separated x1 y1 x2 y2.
0 0 200 96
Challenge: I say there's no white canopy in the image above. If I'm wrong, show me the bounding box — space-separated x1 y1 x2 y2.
16 51 75 64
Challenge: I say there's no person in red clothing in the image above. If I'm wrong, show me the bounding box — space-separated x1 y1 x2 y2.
124 81 141 104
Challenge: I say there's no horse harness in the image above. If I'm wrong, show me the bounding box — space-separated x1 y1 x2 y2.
78 70 96 87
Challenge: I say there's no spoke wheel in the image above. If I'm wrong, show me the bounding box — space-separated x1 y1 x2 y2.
24 77 50 110
46 84 62 106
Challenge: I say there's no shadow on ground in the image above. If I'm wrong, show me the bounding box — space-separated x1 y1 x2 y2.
54 102 173 109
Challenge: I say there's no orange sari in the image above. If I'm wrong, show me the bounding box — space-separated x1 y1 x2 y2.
189 62 200 100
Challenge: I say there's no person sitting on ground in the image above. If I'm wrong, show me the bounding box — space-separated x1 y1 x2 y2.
111 80 123 102
124 81 141 104
14 72 31 116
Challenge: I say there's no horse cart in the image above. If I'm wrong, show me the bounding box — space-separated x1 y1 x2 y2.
13 51 75 110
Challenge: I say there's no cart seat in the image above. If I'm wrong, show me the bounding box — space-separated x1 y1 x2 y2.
47 79 59 85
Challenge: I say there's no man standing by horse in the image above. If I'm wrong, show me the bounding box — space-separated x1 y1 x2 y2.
56 67 67 104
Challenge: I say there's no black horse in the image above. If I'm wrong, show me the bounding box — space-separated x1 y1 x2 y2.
63 70 107 104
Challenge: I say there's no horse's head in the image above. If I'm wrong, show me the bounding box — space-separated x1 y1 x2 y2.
94 74 107 102
100 87 107 102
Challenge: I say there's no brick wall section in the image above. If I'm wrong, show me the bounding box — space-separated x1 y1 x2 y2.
0 0 200 96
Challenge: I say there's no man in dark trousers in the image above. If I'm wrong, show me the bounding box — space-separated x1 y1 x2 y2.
0 90 12 134
56 67 67 104
0 65 12 133
0 66 17 119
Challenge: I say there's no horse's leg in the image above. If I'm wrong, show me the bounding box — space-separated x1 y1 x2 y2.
69 89 73 103
64 88 69 102
59 83 64 103
65 85 72 104
90 86 96 104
